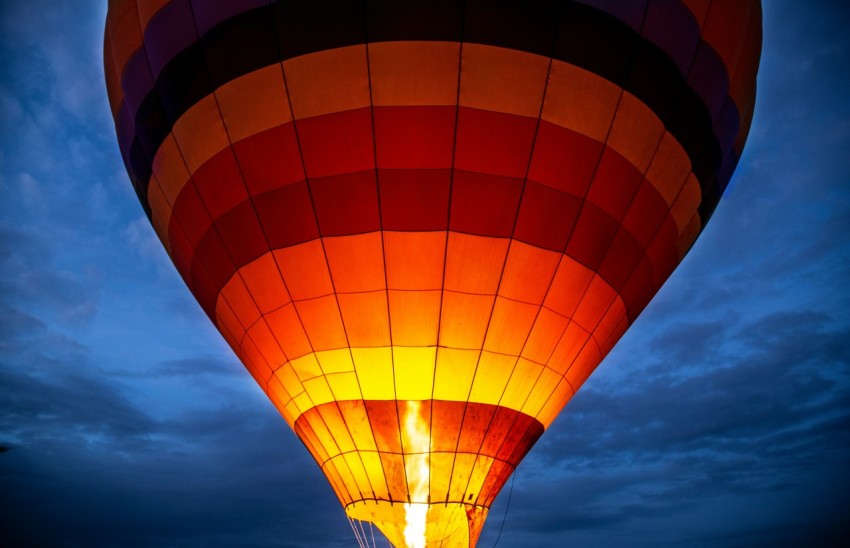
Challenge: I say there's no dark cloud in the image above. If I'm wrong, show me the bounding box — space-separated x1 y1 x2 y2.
147 356 246 379
494 304 850 546
0 297 350 547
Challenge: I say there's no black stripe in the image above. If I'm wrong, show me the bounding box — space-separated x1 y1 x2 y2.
120 0 731 224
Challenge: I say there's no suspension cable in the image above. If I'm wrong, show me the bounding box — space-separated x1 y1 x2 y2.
492 470 517 547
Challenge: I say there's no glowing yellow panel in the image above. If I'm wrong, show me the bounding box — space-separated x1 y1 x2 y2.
290 353 322 381
304 375 335 407
215 64 292 143
501 358 543 410
460 44 549 118
316 348 354 374
360 451 390 500
284 46 370 119
324 232 386 293
239 252 291 313
337 291 390 347
388 290 440 346
483 298 539 356
383 231 445 290
429 452 455 503
322 459 349 503
469 352 515 405
267 374 295 425
439 292 495 350
171 95 230 174
267 371 291 404
433 348 478 401
467 454 496 502
393 347 436 400
522 366 562 418
274 241 334 300
369 41 460 106
352 347 395 400
444 233 509 294
327 455 358 501
326 372 363 405
537 378 573 428
274 363 305 402
499 241 561 304
447 453 477 501
342 452 374 498
284 399 301 426
542 61 621 142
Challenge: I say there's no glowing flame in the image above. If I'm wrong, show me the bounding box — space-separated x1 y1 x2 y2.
403 401 430 548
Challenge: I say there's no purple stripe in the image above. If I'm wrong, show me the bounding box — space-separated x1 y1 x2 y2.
575 0 647 31
687 41 730 121
116 103 136 166
714 96 741 156
144 0 199 78
121 49 154 117
642 0 701 76
191 0 270 36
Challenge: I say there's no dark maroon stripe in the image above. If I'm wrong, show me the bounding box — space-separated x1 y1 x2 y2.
109 0 748 225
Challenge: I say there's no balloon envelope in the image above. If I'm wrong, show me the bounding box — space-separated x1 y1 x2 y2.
104 1 761 546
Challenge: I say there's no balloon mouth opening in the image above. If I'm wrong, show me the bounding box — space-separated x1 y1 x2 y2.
346 500 488 548
293 398 544 547
347 400 487 548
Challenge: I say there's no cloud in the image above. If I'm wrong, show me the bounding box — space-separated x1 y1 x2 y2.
0 221 100 325
0 288 350 548
495 301 850 546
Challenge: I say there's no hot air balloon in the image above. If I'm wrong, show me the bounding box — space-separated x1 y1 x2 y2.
104 1 761 546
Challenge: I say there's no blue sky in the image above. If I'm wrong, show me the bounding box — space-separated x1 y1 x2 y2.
1 1 848 547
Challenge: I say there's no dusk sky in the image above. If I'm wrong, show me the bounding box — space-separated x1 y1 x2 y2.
2 2 849 547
